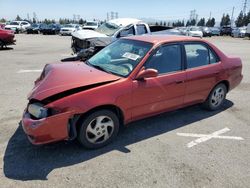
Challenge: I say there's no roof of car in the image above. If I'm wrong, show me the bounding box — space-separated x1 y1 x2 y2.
108 18 142 27
125 35 203 44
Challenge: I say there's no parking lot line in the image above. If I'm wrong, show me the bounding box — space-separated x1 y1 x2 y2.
17 69 42 73
177 127 244 148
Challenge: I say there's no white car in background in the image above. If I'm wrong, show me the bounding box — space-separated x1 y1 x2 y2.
245 23 250 38
82 21 99 30
186 26 203 38
231 27 247 38
60 24 81 36
4 21 31 33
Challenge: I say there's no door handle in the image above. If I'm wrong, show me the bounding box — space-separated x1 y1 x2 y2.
175 80 184 84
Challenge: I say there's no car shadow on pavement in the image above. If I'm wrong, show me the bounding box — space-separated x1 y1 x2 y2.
0 47 13 51
3 100 233 181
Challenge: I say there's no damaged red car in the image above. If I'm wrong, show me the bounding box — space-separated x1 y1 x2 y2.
22 35 243 149
0 28 15 48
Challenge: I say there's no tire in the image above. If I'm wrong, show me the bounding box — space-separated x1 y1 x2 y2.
77 110 120 149
202 83 227 111
0 40 4 49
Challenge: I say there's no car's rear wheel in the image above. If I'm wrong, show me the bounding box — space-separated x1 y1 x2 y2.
202 83 227 111
77 110 120 149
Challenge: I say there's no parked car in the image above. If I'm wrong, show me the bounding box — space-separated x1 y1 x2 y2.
0 28 16 48
41 24 61 35
220 26 232 36
245 23 250 38
177 27 187 35
231 27 247 38
26 23 45 34
210 27 221 36
201 27 212 37
83 21 100 30
60 24 81 36
72 18 178 56
186 27 203 38
22 35 243 148
4 21 31 33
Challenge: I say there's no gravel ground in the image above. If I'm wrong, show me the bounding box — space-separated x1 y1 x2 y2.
0 34 249 188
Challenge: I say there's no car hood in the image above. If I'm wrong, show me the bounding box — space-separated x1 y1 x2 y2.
71 29 107 40
28 61 121 101
61 27 75 30
5 25 18 28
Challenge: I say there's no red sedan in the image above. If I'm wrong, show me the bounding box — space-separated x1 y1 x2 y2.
22 35 243 148
0 28 15 48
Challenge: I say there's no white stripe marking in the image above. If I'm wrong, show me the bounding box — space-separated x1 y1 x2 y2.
177 127 244 148
17 69 42 73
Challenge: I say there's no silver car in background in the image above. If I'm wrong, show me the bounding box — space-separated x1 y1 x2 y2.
231 27 247 38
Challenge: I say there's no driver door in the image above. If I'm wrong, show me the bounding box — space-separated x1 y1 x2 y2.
131 44 186 120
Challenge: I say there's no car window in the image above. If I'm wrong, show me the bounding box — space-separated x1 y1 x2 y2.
119 26 135 37
145 44 182 74
22 22 28 25
209 49 218 64
184 44 209 69
136 24 148 35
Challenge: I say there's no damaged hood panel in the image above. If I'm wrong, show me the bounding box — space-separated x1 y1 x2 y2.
28 61 120 101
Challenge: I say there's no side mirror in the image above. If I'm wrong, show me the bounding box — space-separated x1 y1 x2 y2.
136 69 158 80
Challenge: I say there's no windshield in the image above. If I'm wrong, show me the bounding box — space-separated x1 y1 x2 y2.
31 24 38 27
10 22 19 25
88 39 153 77
96 22 121 36
86 22 97 26
64 24 74 28
190 27 200 31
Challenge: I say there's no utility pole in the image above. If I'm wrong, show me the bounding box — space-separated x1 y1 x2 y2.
243 0 248 15
107 12 109 21
111 11 114 20
209 11 212 19
231 6 235 27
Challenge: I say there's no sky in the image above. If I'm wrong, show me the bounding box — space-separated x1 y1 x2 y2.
0 0 248 23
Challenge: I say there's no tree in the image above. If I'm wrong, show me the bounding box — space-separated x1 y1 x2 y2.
16 15 22 21
186 20 190 27
235 11 244 27
206 17 215 27
0 18 6 23
197 18 205 26
190 19 196 26
247 11 250 25
79 18 85 25
220 14 230 26
32 18 36 23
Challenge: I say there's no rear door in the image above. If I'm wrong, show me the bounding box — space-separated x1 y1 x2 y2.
183 42 222 105
131 43 186 120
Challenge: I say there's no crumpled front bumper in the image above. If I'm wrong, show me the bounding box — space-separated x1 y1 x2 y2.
22 109 74 145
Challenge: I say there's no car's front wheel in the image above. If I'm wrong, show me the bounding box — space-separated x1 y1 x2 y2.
77 110 120 149
202 83 227 111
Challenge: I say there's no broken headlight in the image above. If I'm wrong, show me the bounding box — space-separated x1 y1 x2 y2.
28 103 48 119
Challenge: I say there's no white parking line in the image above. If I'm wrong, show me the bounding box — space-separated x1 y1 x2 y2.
177 127 244 148
17 69 42 73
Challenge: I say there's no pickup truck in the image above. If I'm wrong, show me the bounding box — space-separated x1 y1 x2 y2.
71 18 179 60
